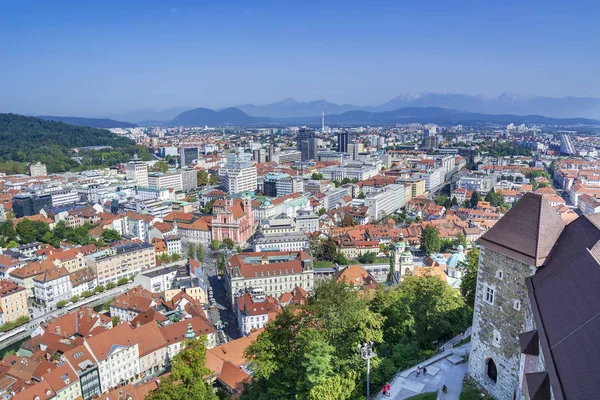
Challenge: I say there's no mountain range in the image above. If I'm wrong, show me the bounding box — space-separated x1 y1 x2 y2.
232 93 600 119
37 116 137 129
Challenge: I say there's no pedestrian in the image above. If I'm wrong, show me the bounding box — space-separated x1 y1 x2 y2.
385 382 391 397
423 366 427 375
416 367 420 377
382 385 387 397
442 384 448 394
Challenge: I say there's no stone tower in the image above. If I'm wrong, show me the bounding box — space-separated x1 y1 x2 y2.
468 193 564 400
393 233 414 281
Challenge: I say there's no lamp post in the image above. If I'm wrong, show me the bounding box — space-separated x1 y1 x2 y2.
359 342 376 398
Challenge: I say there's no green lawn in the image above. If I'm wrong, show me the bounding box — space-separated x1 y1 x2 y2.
314 260 334 269
405 392 438 400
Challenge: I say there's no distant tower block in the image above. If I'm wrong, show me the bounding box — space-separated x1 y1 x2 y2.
322 111 325 133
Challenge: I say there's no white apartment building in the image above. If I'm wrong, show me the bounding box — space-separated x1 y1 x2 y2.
164 235 182 256
295 211 319 233
29 162 47 177
148 172 183 192
125 156 149 187
223 162 257 194
84 324 141 393
180 168 198 191
136 186 170 201
253 231 308 252
235 291 280 336
33 267 72 311
46 187 80 207
365 183 406 222
413 167 445 192
320 165 379 182
133 265 179 293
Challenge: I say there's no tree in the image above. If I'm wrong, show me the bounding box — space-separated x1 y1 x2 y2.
333 253 348 265
318 208 326 216
451 196 459 206
421 226 441 256
57 300 68 308
485 188 506 208
171 253 182 262
340 215 356 227
197 170 209 186
358 191 366 199
460 247 480 308
188 243 196 260
101 229 122 244
223 238 235 250
152 161 169 173
111 316 121 327
146 335 218 400
311 173 324 180
202 199 216 215
94 285 105 293
358 251 377 264
70 295 80 303
455 232 467 249
106 282 116 289
322 238 338 262
197 244 204 262
117 277 129 286
469 191 482 208
16 219 39 243
81 290 93 298
308 234 323 259
211 239 221 250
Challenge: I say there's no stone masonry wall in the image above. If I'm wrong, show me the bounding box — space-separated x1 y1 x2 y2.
468 247 535 400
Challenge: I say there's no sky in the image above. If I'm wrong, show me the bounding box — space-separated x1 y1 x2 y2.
1 0 599 117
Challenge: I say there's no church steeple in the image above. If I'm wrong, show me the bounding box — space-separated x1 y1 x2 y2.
185 323 195 339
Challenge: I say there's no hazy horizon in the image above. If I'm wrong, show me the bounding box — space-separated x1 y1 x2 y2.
1 1 599 116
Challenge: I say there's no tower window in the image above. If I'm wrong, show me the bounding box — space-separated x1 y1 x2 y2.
496 270 503 280
513 300 521 311
484 285 495 305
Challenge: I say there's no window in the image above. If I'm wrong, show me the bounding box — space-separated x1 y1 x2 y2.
493 329 501 348
484 285 495 305
513 299 521 311
496 270 503 280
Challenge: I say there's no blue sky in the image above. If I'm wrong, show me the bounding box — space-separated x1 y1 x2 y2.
0 0 598 116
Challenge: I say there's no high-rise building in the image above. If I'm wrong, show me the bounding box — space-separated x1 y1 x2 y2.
222 162 257 194
180 147 199 166
148 172 183 192
252 149 266 163
296 128 318 161
29 162 47 177
12 193 52 217
180 168 198 191
337 132 349 153
267 145 275 162
125 155 149 187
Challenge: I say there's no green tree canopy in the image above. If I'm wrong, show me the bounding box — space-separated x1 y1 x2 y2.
460 247 480 309
421 226 441 256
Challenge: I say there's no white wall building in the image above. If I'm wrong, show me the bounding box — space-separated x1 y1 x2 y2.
148 172 183 192
365 184 406 222
222 162 257 194
125 156 149 187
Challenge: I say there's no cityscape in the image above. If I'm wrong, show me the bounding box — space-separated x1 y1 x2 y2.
1 2 599 400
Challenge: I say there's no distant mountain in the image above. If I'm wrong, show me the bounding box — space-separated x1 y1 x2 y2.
109 107 192 124
37 116 137 129
230 93 600 119
235 98 361 118
171 107 269 126
290 107 600 126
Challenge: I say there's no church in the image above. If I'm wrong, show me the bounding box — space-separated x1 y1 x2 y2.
469 192 600 399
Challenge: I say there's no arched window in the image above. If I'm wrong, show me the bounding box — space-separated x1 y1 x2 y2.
486 358 498 383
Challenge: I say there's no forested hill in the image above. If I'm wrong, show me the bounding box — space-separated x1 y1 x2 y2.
0 113 150 174
37 115 137 129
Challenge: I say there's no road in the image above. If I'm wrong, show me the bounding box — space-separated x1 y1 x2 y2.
197 244 240 341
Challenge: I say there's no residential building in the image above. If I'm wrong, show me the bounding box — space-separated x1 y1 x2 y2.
134 265 179 294
0 280 28 325
365 184 406 222
125 155 149 187
133 322 168 379
29 162 47 177
62 345 102 400
180 147 199 166
33 266 72 310
8 259 55 297
296 128 318 161
295 211 319 233
83 323 141 392
180 168 198 191
160 317 218 359
87 242 155 285
43 362 82 400
271 150 302 164
224 250 314 305
109 287 158 322
235 291 281 336
124 212 155 243
263 173 304 197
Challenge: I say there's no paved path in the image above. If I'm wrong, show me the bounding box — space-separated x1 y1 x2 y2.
375 338 471 400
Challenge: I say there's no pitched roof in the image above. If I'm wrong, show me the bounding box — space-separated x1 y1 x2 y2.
85 323 137 361
477 193 564 266
218 361 252 394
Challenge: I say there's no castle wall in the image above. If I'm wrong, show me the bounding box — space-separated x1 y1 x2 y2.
468 246 536 400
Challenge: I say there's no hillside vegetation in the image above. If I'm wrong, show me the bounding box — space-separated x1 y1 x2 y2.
0 113 150 174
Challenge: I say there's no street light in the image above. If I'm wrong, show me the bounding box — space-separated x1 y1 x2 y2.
359 342 376 398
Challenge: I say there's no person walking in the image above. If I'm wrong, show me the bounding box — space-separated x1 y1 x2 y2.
416 367 421 377
442 384 448 394
422 366 427 375
385 382 391 397
382 385 387 397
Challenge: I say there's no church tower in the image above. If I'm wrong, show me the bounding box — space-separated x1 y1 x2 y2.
394 233 414 281
468 193 564 399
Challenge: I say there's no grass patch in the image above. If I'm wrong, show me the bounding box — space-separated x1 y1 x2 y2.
460 376 493 400
405 392 438 400
314 260 334 269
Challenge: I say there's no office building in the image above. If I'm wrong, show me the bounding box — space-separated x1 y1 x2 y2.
365 184 406 222
180 168 198 191
148 172 183 192
252 148 266 163
87 242 155 285
12 193 52 217
180 147 199 166
222 162 257 194
337 132 350 153
263 173 303 197
125 155 149 187
29 162 47 177
272 150 302 164
296 128 318 161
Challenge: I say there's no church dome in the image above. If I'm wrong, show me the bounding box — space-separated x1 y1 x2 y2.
262 199 272 206
447 245 466 268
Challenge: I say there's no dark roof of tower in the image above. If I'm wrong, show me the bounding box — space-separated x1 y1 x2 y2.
477 192 565 266
518 330 539 355
525 372 550 400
